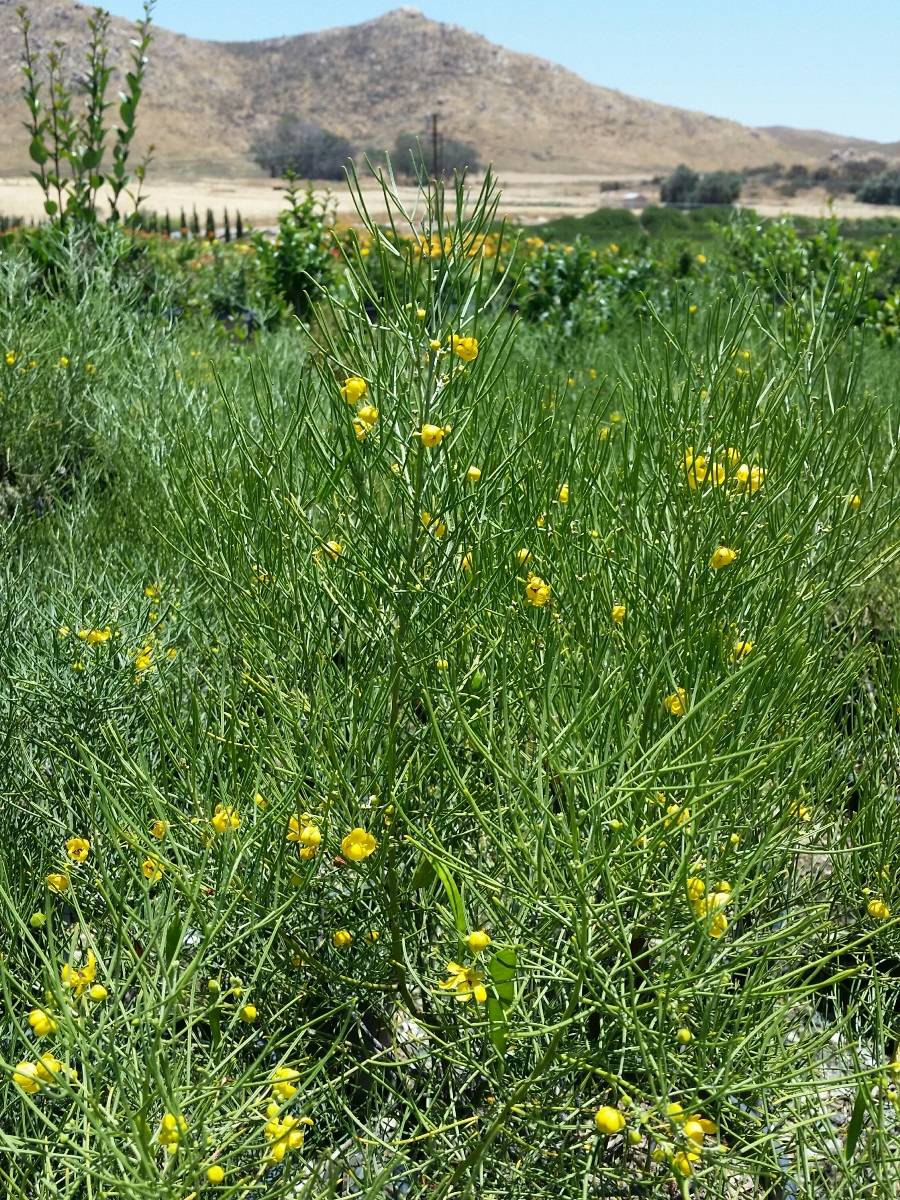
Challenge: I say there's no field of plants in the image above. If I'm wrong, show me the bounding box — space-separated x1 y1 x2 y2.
2 158 900 1200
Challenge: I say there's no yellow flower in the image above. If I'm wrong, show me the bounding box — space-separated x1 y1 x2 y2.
557 483 569 504
211 804 240 833
611 603 626 624
46 873 69 894
88 984 108 1002
696 253 707 265
323 539 343 560
271 1065 301 1101
686 876 706 903
340 377 367 404
594 1105 626 1135
65 836 90 864
207 1165 225 1185
144 583 161 601
150 819 168 839
264 1112 312 1162
664 803 691 829
239 1003 258 1023
332 929 353 949
13 1061 41 1093
460 551 473 572
61 950 97 998
450 334 479 362
709 461 726 487
673 1150 699 1176
847 493 862 510
683 447 707 490
341 827 377 862
684 1116 717 1143
867 898 891 921
516 547 531 565
429 338 442 351
688 303 698 315
157 1112 187 1149
5 350 17 366
356 403 379 428
524 574 551 607
58 355 69 368
466 929 491 953
416 307 426 320
466 465 482 483
352 417 369 440
287 817 322 852
35 1053 74 1085
710 545 738 570
77 627 111 645
664 688 688 717
436 657 449 670
735 463 765 493
419 423 446 448
439 961 488 1003
676 1027 692 1045
28 1008 57 1037
142 856 163 883
421 511 447 538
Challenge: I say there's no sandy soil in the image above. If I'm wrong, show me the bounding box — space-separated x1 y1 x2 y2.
1 173 898 229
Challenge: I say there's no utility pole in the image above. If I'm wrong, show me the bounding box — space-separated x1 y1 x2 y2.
431 111 441 178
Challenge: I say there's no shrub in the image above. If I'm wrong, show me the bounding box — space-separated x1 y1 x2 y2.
251 116 353 180
858 171 900 206
251 177 334 317
17 2 153 224
661 164 742 206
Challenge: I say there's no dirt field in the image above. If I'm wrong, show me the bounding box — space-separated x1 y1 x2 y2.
1 173 898 229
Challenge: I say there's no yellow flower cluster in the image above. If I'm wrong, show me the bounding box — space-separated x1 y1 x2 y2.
13 1054 77 1094
157 1111 187 1150
684 445 765 495
261 1067 312 1163
686 876 732 938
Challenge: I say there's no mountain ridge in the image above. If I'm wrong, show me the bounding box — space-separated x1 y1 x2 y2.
0 2 894 177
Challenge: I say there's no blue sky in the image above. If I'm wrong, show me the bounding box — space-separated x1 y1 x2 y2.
105 1 899 142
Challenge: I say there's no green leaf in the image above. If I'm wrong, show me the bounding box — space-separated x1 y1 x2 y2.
487 947 517 1005
82 148 102 169
432 859 467 938
89 173 104 190
487 996 508 1059
410 856 436 891
29 136 48 165
844 1083 867 1159
43 199 58 216
164 915 183 968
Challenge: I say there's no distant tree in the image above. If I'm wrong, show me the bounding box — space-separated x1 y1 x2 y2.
163 210 172 238
223 207 231 243
692 171 741 204
191 206 200 236
392 131 481 178
235 210 244 240
179 207 188 236
660 164 699 204
205 207 216 241
251 117 353 180
660 164 741 206
857 170 900 205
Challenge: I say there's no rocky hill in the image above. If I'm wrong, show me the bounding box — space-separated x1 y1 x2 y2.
0 2 894 176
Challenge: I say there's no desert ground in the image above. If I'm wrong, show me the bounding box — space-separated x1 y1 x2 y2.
2 171 899 228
